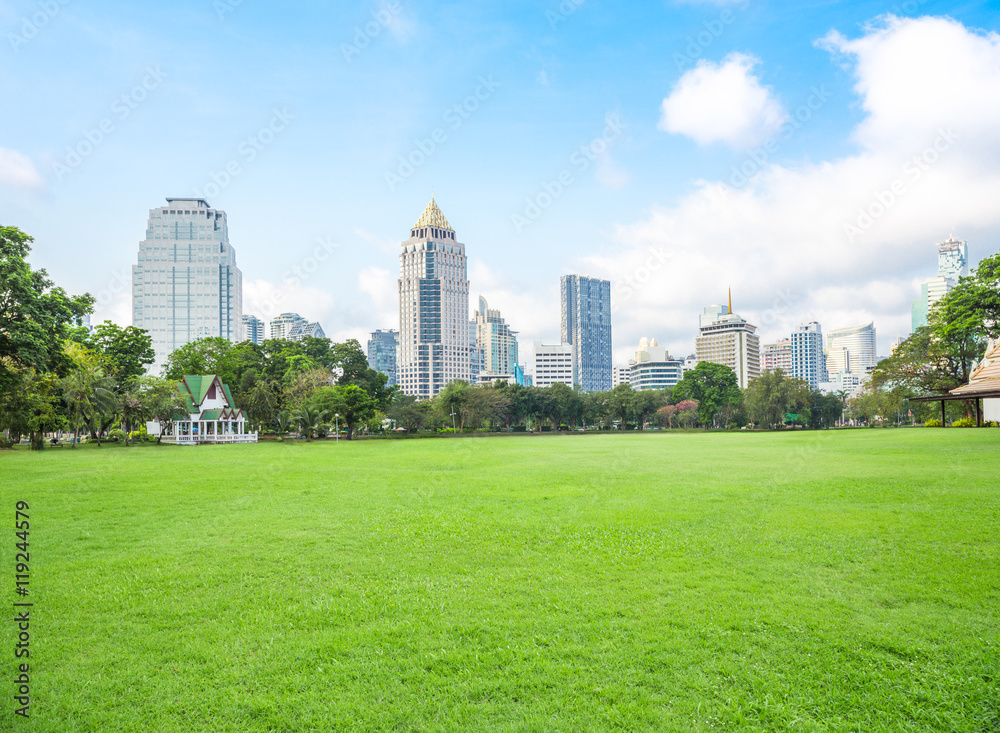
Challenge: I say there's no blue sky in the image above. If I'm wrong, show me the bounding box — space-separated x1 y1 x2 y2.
3 0 1000 365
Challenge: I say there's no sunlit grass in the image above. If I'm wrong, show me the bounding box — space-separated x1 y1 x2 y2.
2 429 998 731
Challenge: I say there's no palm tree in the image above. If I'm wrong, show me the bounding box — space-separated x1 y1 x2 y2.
61 343 118 447
120 393 144 446
292 405 329 441
275 410 292 442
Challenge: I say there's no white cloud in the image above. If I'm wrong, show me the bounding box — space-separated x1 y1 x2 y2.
659 52 787 148
469 259 560 356
357 266 397 326
243 278 337 332
598 16 1000 360
0 147 44 190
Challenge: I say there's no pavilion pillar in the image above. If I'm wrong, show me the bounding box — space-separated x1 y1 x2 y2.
977 399 983 427
941 400 946 426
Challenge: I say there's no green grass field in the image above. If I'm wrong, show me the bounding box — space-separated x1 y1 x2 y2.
2 429 998 732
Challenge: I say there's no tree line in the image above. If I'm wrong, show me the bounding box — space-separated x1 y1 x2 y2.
6 220 994 445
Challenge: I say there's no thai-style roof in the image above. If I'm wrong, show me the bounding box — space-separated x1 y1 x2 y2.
176 375 236 411
949 341 1000 397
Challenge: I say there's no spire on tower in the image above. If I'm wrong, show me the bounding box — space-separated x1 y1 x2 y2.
728 287 732 315
413 196 452 230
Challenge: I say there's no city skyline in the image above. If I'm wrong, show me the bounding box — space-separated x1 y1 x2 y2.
5 4 1000 367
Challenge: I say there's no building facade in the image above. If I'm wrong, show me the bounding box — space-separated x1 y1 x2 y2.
270 312 324 342
474 296 518 378
761 339 792 373
560 275 612 392
827 322 877 374
398 197 470 398
612 365 631 388
242 315 265 345
367 329 398 387
629 337 682 391
790 322 828 390
132 197 242 370
530 341 574 388
695 299 760 389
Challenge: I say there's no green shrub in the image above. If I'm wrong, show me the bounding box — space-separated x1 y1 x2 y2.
985 420 997 428
107 428 126 442
924 419 942 427
951 418 975 428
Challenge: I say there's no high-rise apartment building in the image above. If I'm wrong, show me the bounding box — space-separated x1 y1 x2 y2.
468 321 485 383
560 275 612 392
530 341 574 388
912 235 969 331
790 322 828 390
367 329 398 388
695 296 760 389
242 315 265 345
270 312 325 342
761 339 792 373
132 197 242 370
827 322 877 374
398 197 470 398
474 296 518 378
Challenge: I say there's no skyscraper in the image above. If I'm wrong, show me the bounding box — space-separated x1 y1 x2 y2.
695 294 760 389
937 235 969 280
132 197 242 370
367 329 398 388
474 295 518 378
789 321 828 390
398 197 470 398
242 315 265 345
912 235 969 331
560 275 612 392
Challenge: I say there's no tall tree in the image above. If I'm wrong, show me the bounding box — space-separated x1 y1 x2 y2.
0 226 93 395
672 362 743 427
744 369 811 429
135 376 191 443
80 321 155 389
60 343 118 447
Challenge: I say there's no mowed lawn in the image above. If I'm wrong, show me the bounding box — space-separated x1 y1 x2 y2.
2 429 998 732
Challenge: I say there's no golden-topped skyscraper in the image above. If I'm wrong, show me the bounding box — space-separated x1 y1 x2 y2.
397 197 470 398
